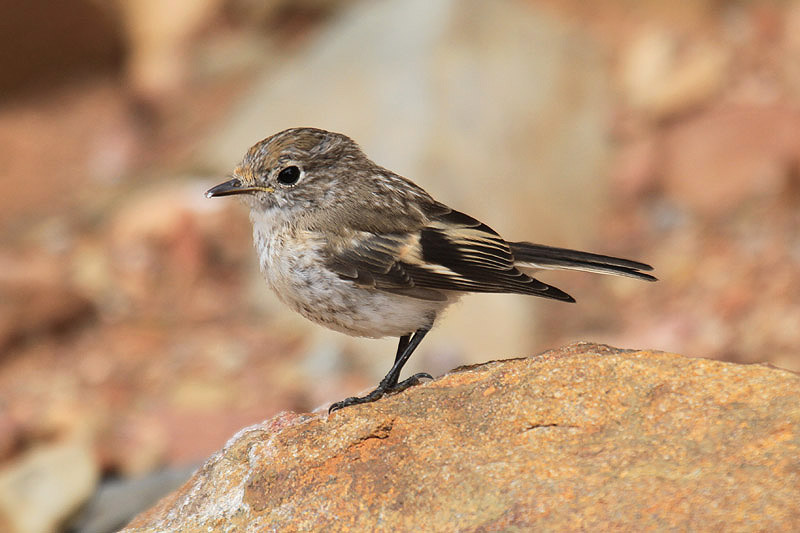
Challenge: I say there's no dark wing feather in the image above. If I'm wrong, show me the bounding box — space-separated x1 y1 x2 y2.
326 234 448 301
326 203 575 302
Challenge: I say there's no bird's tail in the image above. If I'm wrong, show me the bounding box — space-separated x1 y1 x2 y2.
509 242 657 282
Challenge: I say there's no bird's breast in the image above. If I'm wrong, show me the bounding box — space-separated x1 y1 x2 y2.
249 212 451 338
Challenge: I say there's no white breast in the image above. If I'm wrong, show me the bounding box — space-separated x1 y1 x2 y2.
249 209 454 338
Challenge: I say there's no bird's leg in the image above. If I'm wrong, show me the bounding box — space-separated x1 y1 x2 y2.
385 329 433 389
394 334 411 365
329 328 432 413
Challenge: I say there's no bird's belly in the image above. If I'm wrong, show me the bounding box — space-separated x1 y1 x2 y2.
255 228 449 338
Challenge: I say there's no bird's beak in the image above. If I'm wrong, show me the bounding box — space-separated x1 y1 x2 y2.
205 178 274 198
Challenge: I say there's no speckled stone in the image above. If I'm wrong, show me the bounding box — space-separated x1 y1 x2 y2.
122 343 800 532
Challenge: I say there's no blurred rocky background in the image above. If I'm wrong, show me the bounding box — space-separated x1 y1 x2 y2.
0 0 798 531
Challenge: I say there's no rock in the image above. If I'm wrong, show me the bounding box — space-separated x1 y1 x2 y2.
0 436 99 533
122 343 800 531
104 179 251 316
68 465 198 533
619 26 729 119
0 81 139 231
115 0 225 105
0 0 122 98
786 3 800 98
101 414 169 478
662 104 800 216
108 180 228 253
0 281 95 355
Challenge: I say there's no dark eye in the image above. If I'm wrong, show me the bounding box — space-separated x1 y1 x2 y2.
277 166 301 186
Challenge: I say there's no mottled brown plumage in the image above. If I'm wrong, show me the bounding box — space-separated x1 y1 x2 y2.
207 127 656 411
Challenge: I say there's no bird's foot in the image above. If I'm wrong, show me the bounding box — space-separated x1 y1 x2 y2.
328 372 433 413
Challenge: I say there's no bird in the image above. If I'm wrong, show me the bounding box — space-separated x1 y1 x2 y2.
206 127 656 412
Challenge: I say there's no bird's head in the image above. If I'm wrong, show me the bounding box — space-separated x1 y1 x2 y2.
206 128 369 215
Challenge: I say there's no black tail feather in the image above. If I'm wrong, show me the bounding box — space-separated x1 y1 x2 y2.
509 242 657 282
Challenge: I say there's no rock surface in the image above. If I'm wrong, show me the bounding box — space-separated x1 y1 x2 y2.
123 343 800 532
0 435 99 533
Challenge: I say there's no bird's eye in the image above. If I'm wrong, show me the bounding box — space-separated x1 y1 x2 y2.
276 166 301 186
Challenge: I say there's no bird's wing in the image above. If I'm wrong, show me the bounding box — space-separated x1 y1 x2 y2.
325 203 574 302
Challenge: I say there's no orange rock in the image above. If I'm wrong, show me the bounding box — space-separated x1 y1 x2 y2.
0 282 95 354
122 343 800 531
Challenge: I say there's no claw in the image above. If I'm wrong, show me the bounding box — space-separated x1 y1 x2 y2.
328 373 434 413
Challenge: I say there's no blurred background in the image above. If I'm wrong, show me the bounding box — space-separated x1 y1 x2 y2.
1 0 799 531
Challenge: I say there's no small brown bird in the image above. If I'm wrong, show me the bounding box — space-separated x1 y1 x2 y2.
207 128 656 412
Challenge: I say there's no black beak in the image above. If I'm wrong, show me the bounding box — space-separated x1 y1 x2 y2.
206 178 273 198
206 178 245 198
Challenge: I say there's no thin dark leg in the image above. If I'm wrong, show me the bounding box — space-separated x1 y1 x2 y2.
394 334 411 364
329 328 431 413
382 329 430 388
